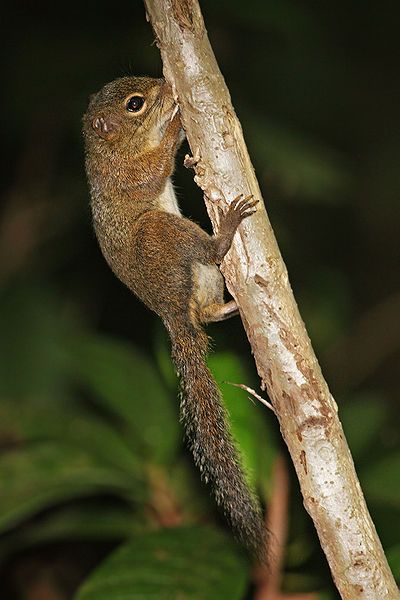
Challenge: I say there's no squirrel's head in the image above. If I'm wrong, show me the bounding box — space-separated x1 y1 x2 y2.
83 76 178 151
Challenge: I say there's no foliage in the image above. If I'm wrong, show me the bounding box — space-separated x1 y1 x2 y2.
75 526 250 600
0 283 275 597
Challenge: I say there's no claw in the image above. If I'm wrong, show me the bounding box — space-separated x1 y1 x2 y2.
231 194 244 209
170 105 179 121
220 194 258 231
241 198 259 211
217 206 224 220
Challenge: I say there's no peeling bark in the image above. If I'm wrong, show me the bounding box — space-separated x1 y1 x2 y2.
143 1 399 598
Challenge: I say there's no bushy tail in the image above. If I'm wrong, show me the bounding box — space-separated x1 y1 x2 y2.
166 315 267 559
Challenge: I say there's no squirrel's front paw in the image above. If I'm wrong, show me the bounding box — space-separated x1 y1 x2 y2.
163 108 185 146
218 194 258 232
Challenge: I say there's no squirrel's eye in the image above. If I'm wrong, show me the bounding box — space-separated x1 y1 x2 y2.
126 95 145 113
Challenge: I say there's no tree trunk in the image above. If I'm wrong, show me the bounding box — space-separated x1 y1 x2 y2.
143 1 399 598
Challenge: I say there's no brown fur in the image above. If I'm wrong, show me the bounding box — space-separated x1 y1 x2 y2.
83 76 266 559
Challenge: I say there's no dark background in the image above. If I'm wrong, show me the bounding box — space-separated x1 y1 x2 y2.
1 1 399 598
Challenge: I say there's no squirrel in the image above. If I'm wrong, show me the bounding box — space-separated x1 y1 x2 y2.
83 76 266 559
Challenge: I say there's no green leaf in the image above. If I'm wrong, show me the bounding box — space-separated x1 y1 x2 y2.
0 399 143 477
207 352 276 491
0 442 135 533
69 334 180 464
153 322 178 392
361 453 400 508
316 592 338 600
386 544 400 579
285 537 313 568
0 503 141 561
340 394 387 460
75 526 250 600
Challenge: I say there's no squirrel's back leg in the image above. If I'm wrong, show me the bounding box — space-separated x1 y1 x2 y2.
194 194 259 323
192 261 239 323
201 300 238 322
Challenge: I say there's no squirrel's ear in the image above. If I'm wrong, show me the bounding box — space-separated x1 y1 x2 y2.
92 115 119 140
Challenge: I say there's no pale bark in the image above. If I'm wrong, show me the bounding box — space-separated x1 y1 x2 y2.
143 1 399 598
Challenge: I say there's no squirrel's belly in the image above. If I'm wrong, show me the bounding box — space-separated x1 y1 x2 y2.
94 223 135 289
192 262 225 309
